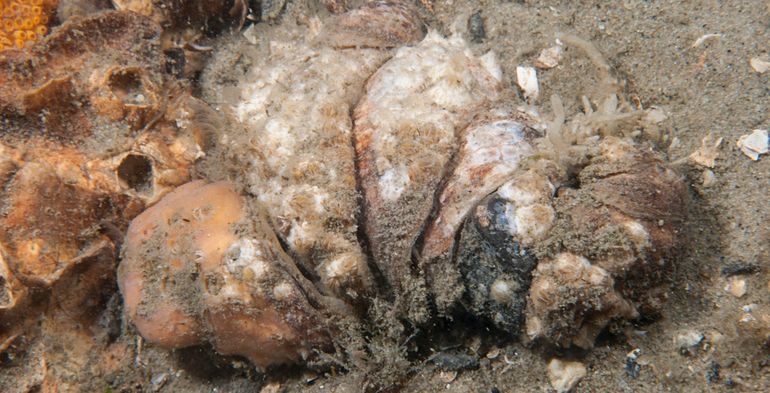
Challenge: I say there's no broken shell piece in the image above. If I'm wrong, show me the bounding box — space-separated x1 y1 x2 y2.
319 0 425 48
691 33 722 48
736 129 768 161
118 181 333 368
689 134 723 168
354 31 503 320
702 169 716 187
516 66 539 101
534 45 563 69
749 55 770 73
548 358 587 393
725 277 747 298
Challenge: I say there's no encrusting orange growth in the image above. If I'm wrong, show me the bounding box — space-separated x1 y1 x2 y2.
0 0 57 50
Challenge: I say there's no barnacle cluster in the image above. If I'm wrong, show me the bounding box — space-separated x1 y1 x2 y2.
0 0 56 50
108 0 690 371
0 0 692 384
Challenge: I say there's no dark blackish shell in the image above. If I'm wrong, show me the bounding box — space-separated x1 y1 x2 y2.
457 194 537 333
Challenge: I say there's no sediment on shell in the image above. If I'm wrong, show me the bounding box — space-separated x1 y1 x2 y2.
353 30 503 321
318 0 426 48
523 138 687 347
420 105 542 314
201 1 434 308
454 161 561 333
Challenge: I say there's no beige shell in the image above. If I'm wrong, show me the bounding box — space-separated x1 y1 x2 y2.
212 1 425 305
353 31 503 320
419 106 540 312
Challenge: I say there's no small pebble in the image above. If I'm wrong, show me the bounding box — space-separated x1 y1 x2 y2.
721 262 760 277
547 358 586 393
534 45 563 69
742 303 757 313
468 11 485 43
516 66 539 101
750 56 770 73
259 382 281 393
702 169 716 187
439 370 458 383
150 373 168 392
725 277 747 298
675 330 704 355
736 129 768 161
706 361 721 383
428 352 480 371
706 330 725 345
625 349 641 379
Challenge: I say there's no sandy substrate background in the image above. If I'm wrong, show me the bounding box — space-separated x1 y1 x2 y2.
1 1 767 392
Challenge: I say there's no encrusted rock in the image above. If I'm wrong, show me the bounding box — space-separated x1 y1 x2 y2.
118 181 337 368
0 11 209 360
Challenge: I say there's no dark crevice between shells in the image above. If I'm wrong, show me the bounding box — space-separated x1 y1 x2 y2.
411 117 477 313
348 104 393 303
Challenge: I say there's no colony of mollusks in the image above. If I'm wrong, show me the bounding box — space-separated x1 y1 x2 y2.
112 0 688 370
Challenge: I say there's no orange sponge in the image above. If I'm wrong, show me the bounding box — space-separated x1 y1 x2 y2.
0 0 57 50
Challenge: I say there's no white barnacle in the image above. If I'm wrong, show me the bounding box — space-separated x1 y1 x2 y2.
490 279 519 305
378 166 410 201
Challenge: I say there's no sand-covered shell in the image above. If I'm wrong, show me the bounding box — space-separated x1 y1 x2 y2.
419 106 541 313
205 1 425 305
353 30 504 320
524 138 687 348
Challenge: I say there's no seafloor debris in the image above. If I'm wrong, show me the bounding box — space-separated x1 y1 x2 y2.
547 358 586 393
534 44 563 69
749 55 769 73
736 129 768 161
516 65 539 101
689 134 723 168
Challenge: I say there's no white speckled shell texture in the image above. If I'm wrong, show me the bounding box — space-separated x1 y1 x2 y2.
118 1 688 368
